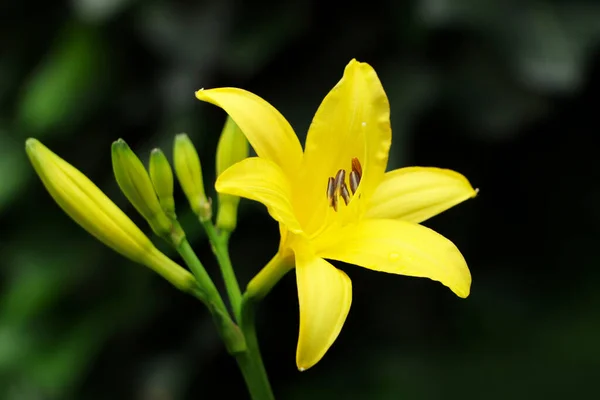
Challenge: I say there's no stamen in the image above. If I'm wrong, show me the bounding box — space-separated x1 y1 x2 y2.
326 160 363 211
333 169 345 192
326 177 335 208
340 182 351 205
351 157 362 178
331 188 338 211
349 170 360 195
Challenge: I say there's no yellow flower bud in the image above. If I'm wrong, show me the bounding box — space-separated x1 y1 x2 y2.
149 148 176 218
173 133 211 221
111 139 173 239
215 117 248 233
25 138 197 292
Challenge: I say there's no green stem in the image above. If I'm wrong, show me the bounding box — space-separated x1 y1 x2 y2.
201 220 243 322
177 239 246 354
236 295 274 400
233 252 294 400
177 239 227 312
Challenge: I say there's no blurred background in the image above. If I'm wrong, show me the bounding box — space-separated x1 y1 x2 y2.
1 0 599 398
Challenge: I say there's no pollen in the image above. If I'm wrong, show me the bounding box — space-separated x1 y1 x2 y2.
326 158 362 211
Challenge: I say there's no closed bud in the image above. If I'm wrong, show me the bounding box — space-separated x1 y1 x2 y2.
149 148 176 218
215 117 248 233
25 138 197 292
173 133 211 221
111 139 174 239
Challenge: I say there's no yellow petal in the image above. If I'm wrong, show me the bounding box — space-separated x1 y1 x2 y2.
366 167 478 223
196 88 303 178
296 59 391 234
317 219 471 298
295 251 352 371
215 157 302 234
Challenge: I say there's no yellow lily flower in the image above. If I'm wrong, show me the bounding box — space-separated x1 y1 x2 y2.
196 59 477 370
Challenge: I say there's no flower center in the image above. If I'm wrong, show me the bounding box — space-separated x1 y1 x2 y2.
326 157 363 211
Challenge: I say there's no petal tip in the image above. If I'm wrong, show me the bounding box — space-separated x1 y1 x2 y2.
25 137 39 148
194 88 206 99
25 138 47 161
295 354 318 372
452 279 471 298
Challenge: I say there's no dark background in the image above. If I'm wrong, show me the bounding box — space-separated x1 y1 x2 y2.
1 0 599 399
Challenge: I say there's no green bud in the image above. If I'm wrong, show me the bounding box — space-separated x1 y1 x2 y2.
25 138 196 293
173 133 211 221
111 139 174 240
215 117 248 233
149 148 176 218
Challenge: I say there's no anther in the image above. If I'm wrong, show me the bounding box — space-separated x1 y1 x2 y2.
326 160 363 211
349 170 360 195
340 182 351 205
351 157 362 177
331 188 338 211
326 177 336 208
333 169 345 192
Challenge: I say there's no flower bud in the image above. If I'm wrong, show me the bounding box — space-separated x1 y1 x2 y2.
111 139 173 239
149 148 176 218
215 117 248 233
173 133 211 221
25 138 197 292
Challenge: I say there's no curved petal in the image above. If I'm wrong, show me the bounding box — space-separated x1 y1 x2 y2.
196 87 303 178
295 251 352 371
366 167 478 223
215 157 302 233
317 219 471 298
295 59 392 234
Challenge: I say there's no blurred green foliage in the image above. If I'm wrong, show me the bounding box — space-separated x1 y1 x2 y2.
1 0 600 399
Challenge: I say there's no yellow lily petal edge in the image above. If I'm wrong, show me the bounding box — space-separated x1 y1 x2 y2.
215 157 303 234
296 59 392 233
317 218 471 298
196 87 303 178
295 251 352 371
366 166 478 223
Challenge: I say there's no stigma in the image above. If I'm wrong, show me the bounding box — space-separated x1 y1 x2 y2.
326 157 362 211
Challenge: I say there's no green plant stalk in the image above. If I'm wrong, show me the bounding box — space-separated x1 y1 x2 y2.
179 235 274 399
177 239 245 354
202 233 291 399
201 219 243 322
236 294 274 400
235 252 294 400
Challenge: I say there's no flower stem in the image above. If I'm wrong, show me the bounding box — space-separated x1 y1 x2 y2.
177 239 246 354
235 296 274 400
201 219 243 322
177 239 226 311
232 252 294 399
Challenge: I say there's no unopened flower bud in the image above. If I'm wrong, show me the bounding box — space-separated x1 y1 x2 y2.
215 117 248 233
173 133 211 221
111 139 173 239
149 148 176 218
25 138 196 292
